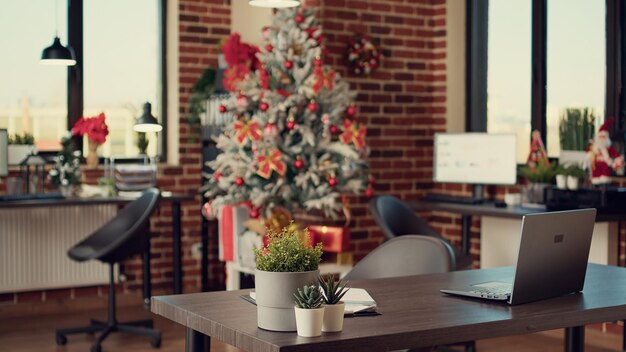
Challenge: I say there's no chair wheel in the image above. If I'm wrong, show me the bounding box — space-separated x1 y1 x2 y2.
55 333 67 346
151 336 161 348
91 344 101 352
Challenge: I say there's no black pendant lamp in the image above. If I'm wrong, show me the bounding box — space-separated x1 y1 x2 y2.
134 102 163 133
41 37 76 66
41 0 76 66
249 0 300 8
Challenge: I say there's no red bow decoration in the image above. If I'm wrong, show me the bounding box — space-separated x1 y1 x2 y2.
256 148 286 179
339 119 366 150
312 66 335 94
233 118 262 145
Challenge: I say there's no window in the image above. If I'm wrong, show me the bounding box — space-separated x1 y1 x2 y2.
546 0 605 157
487 0 532 163
0 0 69 151
1 0 165 158
477 0 617 161
83 0 160 157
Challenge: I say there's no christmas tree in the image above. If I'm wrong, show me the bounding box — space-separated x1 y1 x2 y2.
203 7 371 219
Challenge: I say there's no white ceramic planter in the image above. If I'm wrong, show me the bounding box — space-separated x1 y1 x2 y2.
322 302 345 332
294 306 324 337
254 269 319 331
8 145 35 165
556 174 567 189
567 176 579 190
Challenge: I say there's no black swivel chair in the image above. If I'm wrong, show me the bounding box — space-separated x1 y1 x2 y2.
369 195 474 270
56 188 161 352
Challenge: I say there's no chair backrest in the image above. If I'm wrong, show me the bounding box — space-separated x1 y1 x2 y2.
343 235 455 280
68 188 160 263
369 195 441 240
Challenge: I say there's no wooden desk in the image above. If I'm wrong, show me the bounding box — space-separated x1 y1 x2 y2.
151 264 626 352
0 192 194 301
408 200 622 267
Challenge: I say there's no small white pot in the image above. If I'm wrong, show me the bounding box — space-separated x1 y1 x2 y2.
8 145 35 165
556 174 567 190
567 176 579 190
294 306 324 337
322 302 345 332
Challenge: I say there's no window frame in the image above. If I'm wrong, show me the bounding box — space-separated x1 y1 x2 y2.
468 0 622 153
67 0 167 161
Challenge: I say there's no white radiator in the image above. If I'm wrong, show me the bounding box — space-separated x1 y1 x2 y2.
0 204 117 293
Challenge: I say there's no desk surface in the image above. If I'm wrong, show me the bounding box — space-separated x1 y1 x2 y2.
151 264 626 352
0 192 195 209
409 199 625 222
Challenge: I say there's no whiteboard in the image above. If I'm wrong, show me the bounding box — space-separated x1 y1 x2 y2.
434 133 517 185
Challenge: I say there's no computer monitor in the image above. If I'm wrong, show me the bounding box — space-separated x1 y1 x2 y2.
433 133 517 185
0 129 8 177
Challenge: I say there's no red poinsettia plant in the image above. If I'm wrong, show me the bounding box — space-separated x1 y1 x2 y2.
71 112 109 145
221 33 259 92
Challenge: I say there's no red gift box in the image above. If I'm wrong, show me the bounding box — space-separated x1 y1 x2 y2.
308 225 350 253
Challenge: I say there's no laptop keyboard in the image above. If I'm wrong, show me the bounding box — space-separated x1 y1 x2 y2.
470 287 511 295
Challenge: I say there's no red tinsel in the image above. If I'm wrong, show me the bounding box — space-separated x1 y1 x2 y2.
71 112 109 145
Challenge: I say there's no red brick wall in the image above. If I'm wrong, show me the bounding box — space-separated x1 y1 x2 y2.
303 0 449 260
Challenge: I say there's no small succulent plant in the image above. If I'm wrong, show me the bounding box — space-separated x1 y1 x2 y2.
319 276 349 305
294 285 323 309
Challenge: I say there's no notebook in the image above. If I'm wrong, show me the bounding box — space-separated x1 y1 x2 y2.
440 208 597 305
246 287 378 315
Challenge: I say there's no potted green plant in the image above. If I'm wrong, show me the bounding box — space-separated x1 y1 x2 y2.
254 225 323 332
7 132 35 165
559 107 595 164
565 164 585 190
319 276 349 332
519 162 558 204
293 285 325 337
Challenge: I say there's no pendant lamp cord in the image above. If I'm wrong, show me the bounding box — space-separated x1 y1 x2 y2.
54 0 59 37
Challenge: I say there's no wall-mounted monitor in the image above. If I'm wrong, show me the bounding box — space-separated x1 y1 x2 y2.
0 129 7 177
433 133 517 185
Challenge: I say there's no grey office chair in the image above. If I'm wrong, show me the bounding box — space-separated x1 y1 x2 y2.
344 235 475 352
344 235 455 280
369 195 474 270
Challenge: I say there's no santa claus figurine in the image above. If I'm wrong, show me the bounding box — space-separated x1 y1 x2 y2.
587 117 625 185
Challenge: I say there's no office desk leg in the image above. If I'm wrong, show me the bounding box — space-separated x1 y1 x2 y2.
201 217 209 292
623 322 626 352
173 201 182 294
186 327 210 352
565 326 584 352
143 233 151 309
461 215 472 254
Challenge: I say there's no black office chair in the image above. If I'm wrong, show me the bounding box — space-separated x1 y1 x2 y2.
56 188 161 352
369 195 474 270
344 235 474 352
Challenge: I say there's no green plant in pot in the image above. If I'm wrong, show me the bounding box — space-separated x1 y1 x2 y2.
519 162 558 204
254 224 322 332
565 164 585 190
293 284 325 337
319 276 349 332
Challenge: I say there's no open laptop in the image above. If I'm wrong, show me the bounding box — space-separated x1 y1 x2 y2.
441 208 597 305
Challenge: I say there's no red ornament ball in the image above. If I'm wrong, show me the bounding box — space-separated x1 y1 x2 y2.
328 177 338 187
265 44 273 52
294 159 304 170
213 171 222 181
365 187 374 199
250 209 260 219
295 14 304 23
259 102 269 112
307 101 318 113
284 60 294 69
219 105 227 113
235 177 245 187
330 125 340 134
286 120 296 130
346 105 357 117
